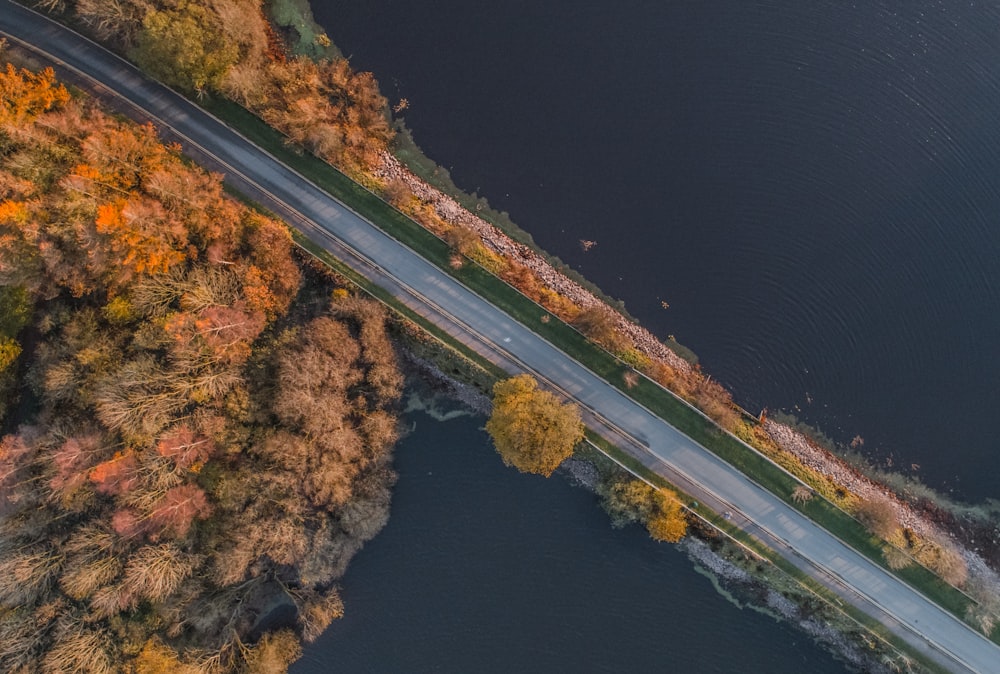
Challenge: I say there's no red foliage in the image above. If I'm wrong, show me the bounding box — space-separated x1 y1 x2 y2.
0 434 34 512
164 305 265 366
0 433 31 487
156 426 215 471
148 484 212 539
196 305 266 360
89 450 139 496
48 434 103 498
112 508 145 539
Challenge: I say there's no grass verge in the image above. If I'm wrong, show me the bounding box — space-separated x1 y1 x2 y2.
201 95 993 642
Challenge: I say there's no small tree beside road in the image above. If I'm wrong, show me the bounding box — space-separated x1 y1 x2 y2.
485 374 584 477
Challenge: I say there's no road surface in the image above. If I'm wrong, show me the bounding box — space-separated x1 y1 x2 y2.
2 3 997 671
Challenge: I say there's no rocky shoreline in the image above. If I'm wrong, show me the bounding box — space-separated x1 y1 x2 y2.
374 146 1000 613
374 152 693 375
681 537 883 672
558 455 890 672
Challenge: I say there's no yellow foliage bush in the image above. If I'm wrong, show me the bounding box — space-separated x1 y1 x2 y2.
485 374 584 477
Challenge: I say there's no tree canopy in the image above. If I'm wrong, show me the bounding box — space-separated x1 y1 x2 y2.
0 65 403 673
131 1 239 93
485 374 584 477
600 477 688 543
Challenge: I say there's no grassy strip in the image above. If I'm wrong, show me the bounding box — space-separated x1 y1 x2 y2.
202 96 989 639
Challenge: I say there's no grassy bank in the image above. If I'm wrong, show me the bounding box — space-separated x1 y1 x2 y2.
265 0 340 58
199 94 996 643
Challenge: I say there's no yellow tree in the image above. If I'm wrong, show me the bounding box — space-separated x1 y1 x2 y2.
485 374 583 477
645 490 688 543
600 476 688 542
131 1 238 94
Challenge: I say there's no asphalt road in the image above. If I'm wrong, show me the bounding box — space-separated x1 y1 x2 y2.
3 3 998 671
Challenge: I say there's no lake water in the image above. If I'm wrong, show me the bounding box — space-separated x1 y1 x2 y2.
293 1 1000 670
292 412 849 673
316 0 1000 504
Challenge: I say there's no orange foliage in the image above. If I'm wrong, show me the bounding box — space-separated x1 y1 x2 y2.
0 200 27 223
238 215 301 318
133 639 186 674
93 197 187 279
89 450 139 496
0 64 70 126
82 122 166 191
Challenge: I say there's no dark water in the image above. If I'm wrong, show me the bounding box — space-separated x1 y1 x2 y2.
292 413 848 673
318 0 1000 503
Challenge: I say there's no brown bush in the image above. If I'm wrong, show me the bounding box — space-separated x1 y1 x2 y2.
853 497 900 540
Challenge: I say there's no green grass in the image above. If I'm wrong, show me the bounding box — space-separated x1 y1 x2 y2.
200 95 994 642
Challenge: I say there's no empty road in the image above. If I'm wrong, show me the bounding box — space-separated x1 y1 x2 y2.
2 3 997 671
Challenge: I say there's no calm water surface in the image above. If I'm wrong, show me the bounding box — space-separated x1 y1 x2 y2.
318 0 1000 503
293 413 848 673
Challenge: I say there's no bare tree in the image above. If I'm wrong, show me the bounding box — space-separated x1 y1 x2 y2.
121 544 197 607
41 617 116 674
59 525 124 600
0 545 64 608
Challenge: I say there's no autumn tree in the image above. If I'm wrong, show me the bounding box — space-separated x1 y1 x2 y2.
132 638 203 674
48 433 109 504
245 629 303 674
74 0 147 46
120 544 197 606
0 64 69 126
89 450 140 496
600 476 688 543
0 63 405 673
155 425 215 471
645 494 689 543
0 432 36 513
237 213 301 319
41 618 116 674
131 1 239 94
147 484 212 539
58 525 123 601
572 306 627 352
485 374 584 477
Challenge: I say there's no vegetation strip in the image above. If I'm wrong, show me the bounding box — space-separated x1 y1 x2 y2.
199 96 994 641
2 0 995 669
579 436 947 673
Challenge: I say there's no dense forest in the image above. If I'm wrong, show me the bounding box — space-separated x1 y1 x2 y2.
0 64 404 672
34 0 394 180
